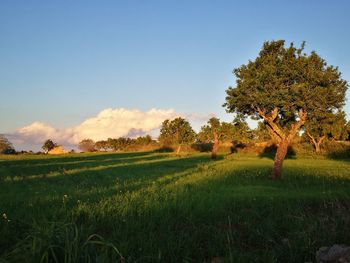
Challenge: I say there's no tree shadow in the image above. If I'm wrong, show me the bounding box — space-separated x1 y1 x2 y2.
258 144 296 160
0 153 212 205
0 152 166 179
326 144 350 161
191 143 213 152
230 141 247 153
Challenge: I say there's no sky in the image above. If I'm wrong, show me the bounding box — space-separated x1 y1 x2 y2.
1 0 350 150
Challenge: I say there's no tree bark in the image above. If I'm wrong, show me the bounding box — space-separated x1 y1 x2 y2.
316 136 326 153
211 133 220 159
176 144 182 155
272 140 289 179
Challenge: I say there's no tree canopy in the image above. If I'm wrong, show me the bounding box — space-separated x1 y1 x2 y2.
0 135 15 154
42 139 57 153
224 40 348 178
304 111 347 152
78 139 96 152
158 117 196 154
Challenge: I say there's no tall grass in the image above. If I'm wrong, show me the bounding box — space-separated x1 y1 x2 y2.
0 152 349 262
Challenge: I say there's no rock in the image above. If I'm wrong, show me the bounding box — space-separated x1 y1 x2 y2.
316 244 350 263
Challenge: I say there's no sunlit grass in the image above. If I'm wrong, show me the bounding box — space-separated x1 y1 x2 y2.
0 152 349 262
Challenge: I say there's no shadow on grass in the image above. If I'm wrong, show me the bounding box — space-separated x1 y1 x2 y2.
326 146 350 161
0 152 213 204
0 152 171 179
258 144 296 160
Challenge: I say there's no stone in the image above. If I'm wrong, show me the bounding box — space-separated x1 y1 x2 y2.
316 244 350 263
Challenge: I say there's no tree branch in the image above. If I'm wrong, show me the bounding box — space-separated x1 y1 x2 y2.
306 131 317 147
287 109 307 140
256 107 285 140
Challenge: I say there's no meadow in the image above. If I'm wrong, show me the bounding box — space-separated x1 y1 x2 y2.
0 151 349 262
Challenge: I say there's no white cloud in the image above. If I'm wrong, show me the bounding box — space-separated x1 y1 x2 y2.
10 122 75 150
9 108 187 150
70 108 178 143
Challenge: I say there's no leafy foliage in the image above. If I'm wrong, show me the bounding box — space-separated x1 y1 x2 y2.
78 139 96 152
42 139 57 153
158 117 196 146
304 111 348 152
198 117 251 143
224 40 347 127
0 135 15 154
94 136 155 152
252 122 271 142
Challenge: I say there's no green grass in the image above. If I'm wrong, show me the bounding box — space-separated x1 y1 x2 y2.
0 152 350 262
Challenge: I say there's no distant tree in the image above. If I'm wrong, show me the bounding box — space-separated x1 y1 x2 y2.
229 117 252 142
304 111 347 152
0 135 15 154
42 139 57 153
78 139 96 152
198 117 222 159
198 118 236 159
252 122 271 142
159 117 196 155
224 40 348 179
135 135 153 145
95 140 109 152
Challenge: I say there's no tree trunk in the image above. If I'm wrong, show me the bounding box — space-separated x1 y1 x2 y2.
316 136 325 153
315 142 321 153
176 144 182 155
257 108 307 179
211 136 220 159
272 140 289 179
307 132 325 153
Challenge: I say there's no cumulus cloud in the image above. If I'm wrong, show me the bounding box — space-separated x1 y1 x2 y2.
70 108 178 143
9 122 75 150
9 108 192 150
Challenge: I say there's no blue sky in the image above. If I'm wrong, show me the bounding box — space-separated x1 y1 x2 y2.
1 0 350 149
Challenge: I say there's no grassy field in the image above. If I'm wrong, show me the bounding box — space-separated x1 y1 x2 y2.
0 151 350 262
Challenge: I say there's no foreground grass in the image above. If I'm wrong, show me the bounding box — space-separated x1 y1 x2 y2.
0 152 349 262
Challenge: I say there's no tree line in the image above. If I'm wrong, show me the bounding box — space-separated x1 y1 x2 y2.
36 112 350 157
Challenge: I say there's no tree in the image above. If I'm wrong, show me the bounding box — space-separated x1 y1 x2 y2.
78 139 96 152
198 117 246 159
224 40 347 179
95 140 109 152
42 139 57 153
158 117 196 155
198 117 224 159
0 135 15 154
135 135 153 145
304 111 347 152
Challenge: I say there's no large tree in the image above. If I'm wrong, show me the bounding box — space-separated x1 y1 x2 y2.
158 117 196 155
0 135 15 154
224 40 347 179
